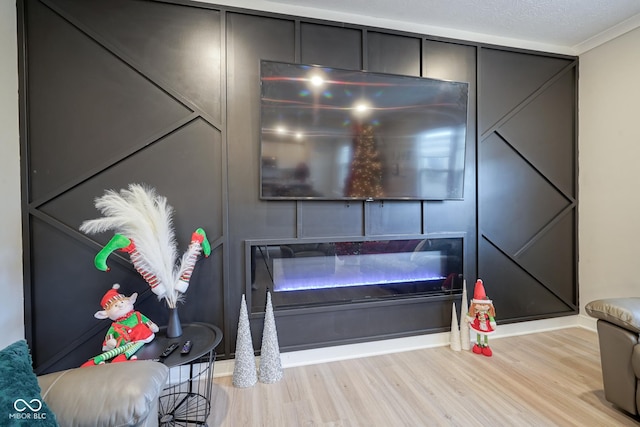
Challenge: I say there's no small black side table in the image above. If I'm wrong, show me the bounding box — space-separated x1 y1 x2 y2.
137 322 222 427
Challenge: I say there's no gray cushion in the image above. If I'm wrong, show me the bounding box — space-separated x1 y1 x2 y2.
586 298 640 334
38 361 168 427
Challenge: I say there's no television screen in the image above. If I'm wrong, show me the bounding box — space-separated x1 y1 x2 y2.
260 60 469 200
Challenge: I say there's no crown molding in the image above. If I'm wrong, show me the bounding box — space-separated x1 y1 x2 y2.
574 13 640 55
195 0 576 55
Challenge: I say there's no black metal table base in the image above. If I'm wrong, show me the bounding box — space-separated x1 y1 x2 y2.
141 324 221 427
158 356 214 427
159 391 211 426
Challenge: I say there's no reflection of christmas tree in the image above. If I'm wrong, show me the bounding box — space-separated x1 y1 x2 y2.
344 123 384 198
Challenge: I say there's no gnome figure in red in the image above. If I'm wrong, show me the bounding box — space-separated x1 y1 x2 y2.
466 279 496 357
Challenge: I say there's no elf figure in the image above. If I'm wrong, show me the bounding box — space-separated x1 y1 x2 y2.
466 279 496 357
93 284 158 362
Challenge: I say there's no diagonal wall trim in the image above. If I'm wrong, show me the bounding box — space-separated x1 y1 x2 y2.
513 202 575 259
33 285 159 375
479 60 576 141
26 209 161 373
209 235 226 252
29 207 138 275
479 129 576 273
29 112 204 208
480 233 576 310
490 130 575 204
40 0 222 130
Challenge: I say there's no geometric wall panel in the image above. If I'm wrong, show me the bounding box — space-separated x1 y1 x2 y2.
225 12 299 350
20 0 577 372
22 0 225 373
478 238 574 320
479 48 572 134
500 71 576 197
225 12 298 245
50 0 222 121
479 133 571 255
368 32 421 76
38 119 223 243
87 118 223 239
517 213 576 307
366 34 435 237
421 40 479 281
30 120 223 372
301 23 363 70
478 46 577 323
366 201 423 236
299 201 366 238
29 217 151 372
26 0 192 201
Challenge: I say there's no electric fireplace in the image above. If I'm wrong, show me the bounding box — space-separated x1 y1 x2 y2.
247 236 463 313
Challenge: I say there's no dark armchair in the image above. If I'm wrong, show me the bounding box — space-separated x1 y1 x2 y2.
586 297 640 415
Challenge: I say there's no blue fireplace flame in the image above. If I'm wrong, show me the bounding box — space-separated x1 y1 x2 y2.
273 251 446 292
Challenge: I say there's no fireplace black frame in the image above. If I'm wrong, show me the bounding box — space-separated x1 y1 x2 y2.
245 234 465 314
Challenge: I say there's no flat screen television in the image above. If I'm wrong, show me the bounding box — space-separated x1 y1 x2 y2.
259 60 469 201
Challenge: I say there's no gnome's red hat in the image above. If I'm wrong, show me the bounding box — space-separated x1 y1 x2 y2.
471 279 492 304
100 284 126 309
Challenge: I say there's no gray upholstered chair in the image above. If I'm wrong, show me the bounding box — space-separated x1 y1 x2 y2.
37 360 169 427
586 298 640 415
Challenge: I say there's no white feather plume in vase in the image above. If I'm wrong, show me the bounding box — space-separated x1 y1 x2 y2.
80 184 193 308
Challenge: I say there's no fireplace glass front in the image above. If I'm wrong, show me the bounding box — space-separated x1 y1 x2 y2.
249 237 463 313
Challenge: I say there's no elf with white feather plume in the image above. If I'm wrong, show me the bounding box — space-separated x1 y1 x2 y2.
79 184 211 310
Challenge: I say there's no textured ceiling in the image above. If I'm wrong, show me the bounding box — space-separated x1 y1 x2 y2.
207 0 640 54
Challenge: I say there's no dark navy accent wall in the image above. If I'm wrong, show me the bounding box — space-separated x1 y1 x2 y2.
18 0 577 373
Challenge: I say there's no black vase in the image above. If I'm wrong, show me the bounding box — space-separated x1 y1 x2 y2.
167 306 183 338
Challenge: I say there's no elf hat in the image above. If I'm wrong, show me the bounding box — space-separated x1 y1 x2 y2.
472 279 492 304
100 284 126 309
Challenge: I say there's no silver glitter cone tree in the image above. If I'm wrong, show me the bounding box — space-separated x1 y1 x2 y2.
460 280 471 350
450 302 461 351
259 291 283 384
232 294 257 388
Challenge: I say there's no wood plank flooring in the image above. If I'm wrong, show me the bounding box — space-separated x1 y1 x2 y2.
209 328 640 426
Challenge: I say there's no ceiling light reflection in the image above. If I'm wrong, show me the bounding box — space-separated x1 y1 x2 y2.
353 101 371 116
310 75 324 87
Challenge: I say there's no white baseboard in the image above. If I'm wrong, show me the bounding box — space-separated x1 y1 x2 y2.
213 315 588 378
576 313 598 331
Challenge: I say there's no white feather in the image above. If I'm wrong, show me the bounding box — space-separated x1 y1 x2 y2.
80 184 183 307
175 239 203 294
121 185 178 302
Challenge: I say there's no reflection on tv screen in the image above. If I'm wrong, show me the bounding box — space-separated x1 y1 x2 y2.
260 60 469 201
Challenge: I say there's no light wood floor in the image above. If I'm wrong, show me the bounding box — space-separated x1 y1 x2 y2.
209 328 640 426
